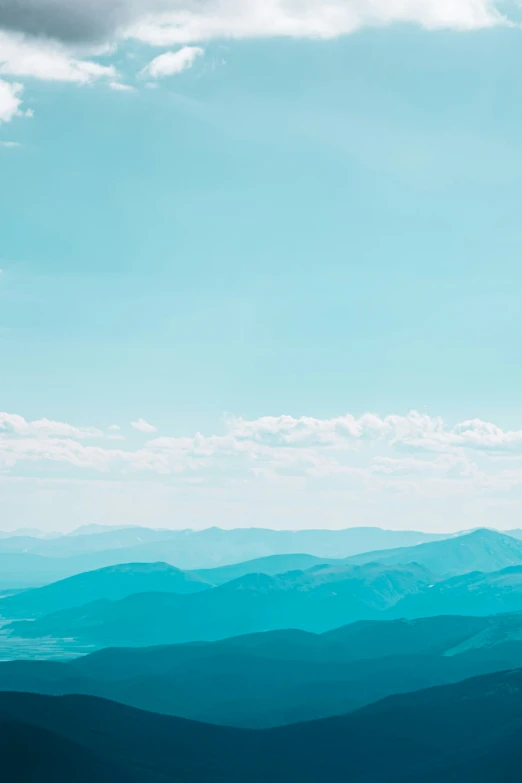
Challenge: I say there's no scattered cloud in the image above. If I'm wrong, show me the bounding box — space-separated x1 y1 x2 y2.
140 46 203 79
3 407 522 532
226 411 444 448
0 412 103 439
5 410 522 533
107 424 121 431
0 0 514 138
2 409 522 496
0 31 117 83
131 418 158 433
0 78 23 123
108 80 135 91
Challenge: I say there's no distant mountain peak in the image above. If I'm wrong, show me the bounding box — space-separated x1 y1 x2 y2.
222 572 280 592
465 528 507 540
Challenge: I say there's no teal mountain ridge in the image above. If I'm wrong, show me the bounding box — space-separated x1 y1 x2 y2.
6 561 433 646
4 668 522 781
10 529 522 647
3 613 522 727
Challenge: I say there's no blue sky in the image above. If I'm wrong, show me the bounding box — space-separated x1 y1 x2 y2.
1 1 522 532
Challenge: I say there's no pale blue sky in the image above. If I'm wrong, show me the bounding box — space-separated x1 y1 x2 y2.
1 4 522 531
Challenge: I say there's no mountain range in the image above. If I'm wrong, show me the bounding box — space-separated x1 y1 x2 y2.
392 565 522 619
6 561 433 646
0 562 211 619
5 523 522 780
0 524 446 558
9 529 522 647
0 525 447 587
3 525 520 590
0 554 328 619
347 527 522 575
2 613 522 727
3 668 522 781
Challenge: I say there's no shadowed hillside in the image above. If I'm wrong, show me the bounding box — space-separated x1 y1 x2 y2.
2 614 522 726
6 562 433 646
3 670 522 782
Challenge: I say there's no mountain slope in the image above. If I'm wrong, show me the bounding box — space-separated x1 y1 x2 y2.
192 553 325 586
0 527 172 557
0 554 330 618
392 565 522 620
4 526 511 591
0 713 134 783
3 614 522 727
0 525 445 559
0 648 515 728
347 528 522 576
67 612 522 671
4 671 522 782
0 562 211 619
0 526 447 588
7 561 433 646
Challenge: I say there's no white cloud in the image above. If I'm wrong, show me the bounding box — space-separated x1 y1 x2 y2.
108 80 135 91
131 418 157 433
398 418 522 454
227 411 443 448
0 0 508 48
0 78 23 123
2 408 522 510
0 412 103 439
126 0 508 46
140 46 203 79
0 31 117 84
226 412 522 457
4 405 522 533
0 436 118 471
0 0 513 133
0 139 19 146
107 424 121 431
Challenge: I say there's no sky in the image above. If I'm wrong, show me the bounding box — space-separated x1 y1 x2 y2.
1 0 522 532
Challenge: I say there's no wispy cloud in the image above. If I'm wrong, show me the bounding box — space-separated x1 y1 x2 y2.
2 409 522 491
108 80 135 91
4 407 522 531
0 79 23 123
131 418 157 433
0 31 117 84
140 46 203 79
0 412 103 439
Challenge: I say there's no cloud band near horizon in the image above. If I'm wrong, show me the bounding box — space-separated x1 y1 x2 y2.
1 409 522 482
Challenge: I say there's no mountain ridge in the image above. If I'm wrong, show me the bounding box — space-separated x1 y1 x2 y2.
6 561 433 646
3 670 522 782
3 613 522 726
